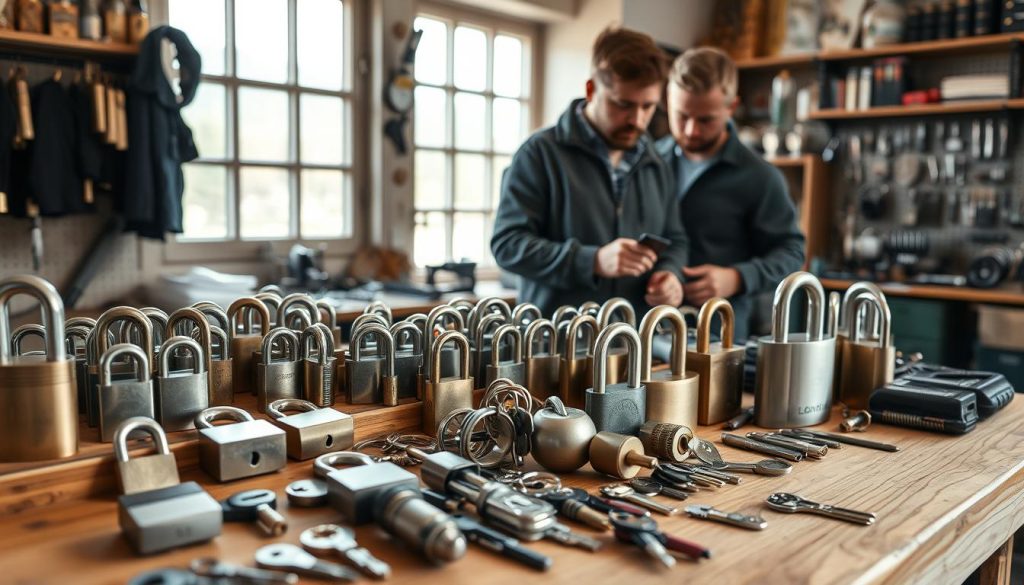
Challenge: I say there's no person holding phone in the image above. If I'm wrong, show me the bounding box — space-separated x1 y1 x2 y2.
491 27 688 316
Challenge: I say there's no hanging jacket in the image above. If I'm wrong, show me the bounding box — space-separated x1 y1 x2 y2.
30 79 85 215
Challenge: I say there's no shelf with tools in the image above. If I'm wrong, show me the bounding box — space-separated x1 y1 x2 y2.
0 28 138 60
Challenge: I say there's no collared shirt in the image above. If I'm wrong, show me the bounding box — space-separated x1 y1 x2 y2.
574 101 649 201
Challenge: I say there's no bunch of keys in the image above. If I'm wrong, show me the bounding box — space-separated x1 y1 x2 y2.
609 510 710 568
300 524 391 579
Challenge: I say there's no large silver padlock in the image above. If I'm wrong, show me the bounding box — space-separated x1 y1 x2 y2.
391 321 423 401
267 398 354 460
195 405 287 482
473 312 506 383
585 322 646 435
524 318 560 400
639 305 699 429
256 327 301 413
596 297 637 386
754 272 836 428
113 416 180 494
99 343 156 442
303 323 337 407
839 290 894 411
155 336 210 432
89 306 154 429
486 324 525 387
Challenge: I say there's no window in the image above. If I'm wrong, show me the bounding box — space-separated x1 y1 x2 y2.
412 7 535 268
165 0 359 256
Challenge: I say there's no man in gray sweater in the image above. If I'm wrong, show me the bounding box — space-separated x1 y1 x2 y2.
491 27 688 317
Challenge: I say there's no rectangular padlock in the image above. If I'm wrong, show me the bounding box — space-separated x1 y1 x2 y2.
423 330 474 435
196 406 287 482
267 398 354 460
585 323 647 435
558 314 597 410
118 481 222 555
597 298 637 386
227 298 271 394
347 323 388 404
155 336 210 432
524 319 561 400
303 323 337 407
640 306 701 429
208 325 234 406
391 321 423 401
316 452 420 525
99 344 156 443
113 417 181 495
687 299 745 425
485 324 526 387
839 291 894 411
256 328 301 413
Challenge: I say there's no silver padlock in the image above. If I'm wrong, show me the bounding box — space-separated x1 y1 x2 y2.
256 327 301 413
155 336 210 432
578 301 601 318
420 305 466 392
391 321 423 401
524 318 560 400
99 343 156 442
363 300 393 325
280 293 321 330
90 307 154 429
165 308 213 389
113 416 180 495
317 299 343 348
754 272 836 428
597 297 637 386
486 324 525 387
347 322 388 404
267 398 354 460
302 323 337 407
472 312 506 384
585 322 647 435
195 405 287 482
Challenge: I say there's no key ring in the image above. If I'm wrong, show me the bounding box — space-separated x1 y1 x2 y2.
515 471 561 496
459 406 516 468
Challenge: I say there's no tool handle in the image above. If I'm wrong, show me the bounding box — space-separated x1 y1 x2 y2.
659 531 711 559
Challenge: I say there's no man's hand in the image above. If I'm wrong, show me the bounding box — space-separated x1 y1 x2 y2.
681 264 742 306
645 270 683 307
594 238 658 278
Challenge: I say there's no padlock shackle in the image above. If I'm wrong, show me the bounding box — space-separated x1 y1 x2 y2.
316 300 338 331
261 327 300 363
429 329 471 383
511 303 541 329
470 297 512 336
209 326 230 361
351 313 389 337
696 297 736 353
166 307 213 383
160 336 206 376
101 342 150 385
113 416 171 463
543 396 570 417
592 322 642 393
195 405 254 428
524 318 557 359
252 293 281 327
0 275 67 362
267 397 318 419
191 302 230 335
227 297 271 336
473 313 506 362
771 272 826 343
565 314 598 359
578 301 601 317
11 324 45 356
597 297 637 329
285 310 313 331
259 284 285 297
425 305 466 346
551 305 580 327
352 323 396 375
363 300 394 325
65 325 90 356
827 291 841 338
849 292 891 347
140 308 169 349
839 281 885 331
491 324 522 367
314 451 375 476
65 316 96 330
448 297 476 311
391 321 423 354
639 305 687 378
279 293 322 331
300 323 335 365
95 306 153 370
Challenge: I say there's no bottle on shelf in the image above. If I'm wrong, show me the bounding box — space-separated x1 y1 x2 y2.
81 0 103 41
49 0 80 39
128 0 148 44
104 0 128 43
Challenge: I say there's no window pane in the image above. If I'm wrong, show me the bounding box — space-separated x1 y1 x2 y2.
240 167 291 239
493 35 523 97
239 87 289 161
235 0 288 83
492 155 511 209
453 92 485 150
453 26 486 91
415 150 447 209
169 0 225 76
414 17 447 85
180 164 228 240
454 153 486 209
414 211 447 266
492 98 522 153
300 94 345 165
182 82 227 159
301 169 348 238
452 212 486 263
414 86 447 148
298 0 345 90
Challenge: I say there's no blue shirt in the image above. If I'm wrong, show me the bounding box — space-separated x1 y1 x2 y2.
675 144 721 201
574 102 649 202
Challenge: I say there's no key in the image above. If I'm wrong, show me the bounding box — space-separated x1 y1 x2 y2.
778 429 843 449
629 477 690 500
590 495 652 517
651 468 701 493
542 522 603 551
669 463 740 484
600 484 681 516
453 513 553 571
300 524 391 579
255 543 359 581
190 558 298 584
709 458 792 476
221 489 288 537
685 504 767 530
765 492 877 525
721 432 804 461
747 432 827 459
608 510 711 566
542 487 611 530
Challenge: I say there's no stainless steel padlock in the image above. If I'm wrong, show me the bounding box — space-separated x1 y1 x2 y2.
363 300 393 325
839 291 894 411
165 307 213 389
155 336 210 432
639 305 700 429
559 314 597 409
99 343 156 442
207 325 234 406
66 324 91 414
113 416 180 495
473 312 506 383
423 330 474 435
227 297 270 395
195 405 287 482
256 327 301 413
687 297 746 425
754 272 836 428
486 324 525 387
585 322 647 435
347 322 388 404
89 306 154 429
302 323 337 407
317 299 343 348
511 302 542 333
596 297 637 386
420 305 466 394
391 321 423 401
524 318 560 400
267 398 354 460
280 293 321 331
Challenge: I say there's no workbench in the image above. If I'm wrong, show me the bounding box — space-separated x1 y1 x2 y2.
1 394 1021 585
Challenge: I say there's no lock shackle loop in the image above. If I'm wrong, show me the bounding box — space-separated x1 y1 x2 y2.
404 312 428 335
65 316 96 331
429 329 470 383
448 297 476 311
160 336 206 376
96 306 153 370
191 302 230 336
316 300 338 330
65 325 91 355
351 314 389 343
209 326 230 361
259 284 285 297
696 297 736 353
850 292 891 346
639 305 688 378
565 314 598 359
511 303 542 329
101 342 150 385
0 275 67 362
578 301 601 318
352 323 396 374
285 309 314 331
426 306 466 369
839 281 886 331
771 272 826 343
279 294 322 329
314 450 376 476
267 397 318 419
391 321 423 354
592 322 642 393
474 313 506 360
261 327 300 363
228 297 271 336
597 297 637 329
11 323 46 356
140 307 169 351
827 291 841 338
253 293 281 327
524 318 557 359
471 297 512 334
113 416 170 463
491 324 522 367
543 396 569 417
300 324 335 364
195 405 254 429
167 307 213 380
551 305 580 327
363 300 394 325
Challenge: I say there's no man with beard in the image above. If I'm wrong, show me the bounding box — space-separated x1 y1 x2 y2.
656 47 804 340
491 27 688 316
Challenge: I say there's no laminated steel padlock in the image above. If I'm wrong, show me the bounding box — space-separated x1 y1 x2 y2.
207 326 234 406
364 300 394 325
347 323 398 405
195 405 287 482
687 298 745 425
391 321 423 401
585 322 647 436
155 336 209 432
303 323 337 407
256 327 301 413
253 292 281 327
472 312 506 383
596 297 637 385
421 305 466 390
279 293 321 331
317 299 343 347
558 314 597 409
99 343 156 442
531 396 596 473
639 305 700 429
165 307 213 389
90 306 154 428
267 398 354 460
511 302 542 333
113 416 180 495
66 325 91 413
226 297 270 394
524 318 560 400
839 292 894 411
486 324 525 387
423 330 474 435
754 272 836 428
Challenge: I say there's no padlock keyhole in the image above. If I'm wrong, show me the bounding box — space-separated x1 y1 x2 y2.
250 451 260 467
325 434 334 447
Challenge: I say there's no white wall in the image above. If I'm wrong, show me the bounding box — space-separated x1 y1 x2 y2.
621 0 713 51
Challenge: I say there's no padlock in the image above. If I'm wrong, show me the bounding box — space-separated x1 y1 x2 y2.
486 324 526 387
420 305 466 393
347 322 397 405
256 327 301 413
839 292 894 411
280 293 320 330
391 321 423 401
284 309 314 331
317 299 343 347
472 312 506 384
113 416 180 495
552 305 580 327
448 298 474 333
468 296 512 337
363 300 393 325
754 271 836 428
833 282 884 398
165 307 213 388
303 323 337 407
253 292 281 327
66 325 91 413
99 343 156 442
687 298 745 425
227 297 270 394
589 431 659 479
155 336 209 432
195 405 287 482
511 302 542 333
423 329 474 435
140 307 168 355
266 398 354 460
524 318 561 400
558 314 597 409
89 306 154 429
191 301 229 330
207 325 234 406
639 305 700 429
578 301 601 318
597 297 637 386
585 322 647 436
11 323 46 356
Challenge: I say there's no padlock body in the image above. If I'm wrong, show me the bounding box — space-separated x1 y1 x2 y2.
0 357 78 461
644 370 700 430
87 361 138 428
437 346 459 380
839 340 895 411
118 482 222 555
584 382 647 435
74 354 88 414
230 334 261 394
558 355 592 410
304 358 336 407
256 361 300 413
326 462 419 524
422 377 474 434
688 343 746 425
754 335 836 428
334 348 347 397
99 380 156 442
394 350 422 400
271 408 354 460
198 420 286 481
486 362 526 387
156 373 209 432
346 356 382 404
525 355 560 400
117 452 180 495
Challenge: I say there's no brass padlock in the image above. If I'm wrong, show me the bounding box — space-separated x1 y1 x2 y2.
195 405 287 482
596 297 637 385
687 298 745 425
420 305 465 393
155 336 209 432
227 297 270 395
66 324 91 414
256 327 301 413
473 312 507 383
839 292 894 411
317 300 342 348
89 306 154 429
253 292 281 328
113 416 180 495
524 318 560 400
423 330 474 435
585 322 646 435
363 300 393 325
558 314 597 409
639 305 700 429
511 302 541 333
303 323 337 407
486 324 525 387
99 343 155 442
347 322 395 405
267 398 354 460
207 325 234 406
391 321 423 401
165 307 213 390
279 293 321 331
833 282 884 395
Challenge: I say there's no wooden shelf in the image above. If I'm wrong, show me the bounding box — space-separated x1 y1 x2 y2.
809 99 1012 120
821 278 1024 305
0 28 138 59
766 155 815 168
735 52 815 71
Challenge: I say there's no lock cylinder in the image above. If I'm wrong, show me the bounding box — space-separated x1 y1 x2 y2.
589 431 659 479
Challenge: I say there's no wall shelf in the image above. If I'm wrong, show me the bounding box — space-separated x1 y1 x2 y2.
0 29 138 60
809 99 1012 120
822 278 1024 305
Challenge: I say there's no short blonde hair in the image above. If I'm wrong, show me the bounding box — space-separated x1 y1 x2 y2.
670 47 738 99
591 26 669 87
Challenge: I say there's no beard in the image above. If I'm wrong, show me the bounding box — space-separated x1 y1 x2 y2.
605 126 643 150
683 128 726 154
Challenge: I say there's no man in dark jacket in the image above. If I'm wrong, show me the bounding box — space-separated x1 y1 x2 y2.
491 27 688 317
656 48 805 339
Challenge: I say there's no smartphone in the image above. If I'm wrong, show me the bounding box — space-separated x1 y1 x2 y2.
637 233 671 255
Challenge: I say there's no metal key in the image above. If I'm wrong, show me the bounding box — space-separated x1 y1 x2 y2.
685 504 767 530
255 543 359 581
766 493 877 525
190 558 298 584
629 477 690 500
600 484 681 516
710 458 792 476
300 524 391 579
543 522 603 551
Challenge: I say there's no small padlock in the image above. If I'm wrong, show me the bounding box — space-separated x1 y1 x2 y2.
99 343 156 442
302 323 337 407
687 298 745 425
113 416 180 494
267 398 354 460
155 336 210 432
558 314 597 409
839 292 894 411
256 327 301 413
639 305 700 429
420 305 466 395
391 321 423 401
10 323 45 356
363 300 394 325
578 301 601 318
140 307 169 355
531 396 596 473
280 293 321 331
524 318 561 400
66 324 91 414
89 306 154 429
253 292 281 328
511 302 542 333
596 297 637 385
165 308 214 391
227 297 270 394
588 431 659 480
833 282 883 396
472 312 506 383
207 325 234 406
423 329 474 435
317 299 343 348
486 324 526 387
195 405 287 482
585 322 647 436
347 322 390 404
